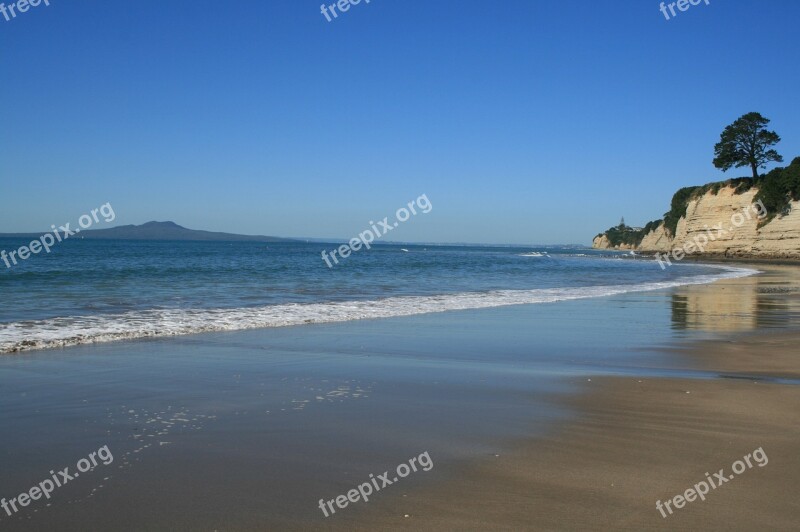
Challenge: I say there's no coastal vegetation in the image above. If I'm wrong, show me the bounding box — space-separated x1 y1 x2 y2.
754 157 800 224
596 219 662 248
713 112 783 180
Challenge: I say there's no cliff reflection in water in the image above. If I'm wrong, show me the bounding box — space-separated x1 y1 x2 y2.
671 265 800 331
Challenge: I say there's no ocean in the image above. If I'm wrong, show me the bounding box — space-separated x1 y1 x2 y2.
0 239 756 354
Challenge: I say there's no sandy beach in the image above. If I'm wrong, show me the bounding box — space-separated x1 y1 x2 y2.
323 266 800 531
328 333 800 531
1 264 799 531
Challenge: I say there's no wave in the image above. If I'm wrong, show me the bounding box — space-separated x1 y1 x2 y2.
0 266 758 354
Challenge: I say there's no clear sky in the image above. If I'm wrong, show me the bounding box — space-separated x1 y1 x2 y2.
1 0 798 244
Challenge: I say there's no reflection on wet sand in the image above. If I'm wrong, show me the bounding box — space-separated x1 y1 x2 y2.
671 265 800 331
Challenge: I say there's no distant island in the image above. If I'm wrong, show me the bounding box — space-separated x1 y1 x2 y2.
0 221 293 243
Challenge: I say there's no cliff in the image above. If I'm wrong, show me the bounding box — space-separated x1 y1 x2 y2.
593 159 800 259
603 188 800 258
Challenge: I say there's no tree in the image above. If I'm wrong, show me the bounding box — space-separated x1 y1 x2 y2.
713 112 783 180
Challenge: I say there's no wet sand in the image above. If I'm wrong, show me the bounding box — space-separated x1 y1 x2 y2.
329 331 800 530
326 265 800 531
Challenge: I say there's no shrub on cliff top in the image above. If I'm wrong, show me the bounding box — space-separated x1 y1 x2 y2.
785 158 800 200
755 157 800 224
601 219 663 248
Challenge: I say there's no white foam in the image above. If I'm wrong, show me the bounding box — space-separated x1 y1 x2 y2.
518 252 550 257
0 266 757 354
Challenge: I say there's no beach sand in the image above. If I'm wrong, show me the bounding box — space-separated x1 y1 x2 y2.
327 330 800 530
320 265 800 531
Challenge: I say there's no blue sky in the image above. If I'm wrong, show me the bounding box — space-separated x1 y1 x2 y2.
1 0 799 244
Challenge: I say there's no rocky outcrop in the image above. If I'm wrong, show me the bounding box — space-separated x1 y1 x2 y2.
593 186 800 258
591 234 636 250
636 224 673 251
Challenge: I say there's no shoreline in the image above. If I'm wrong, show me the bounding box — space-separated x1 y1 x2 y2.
327 267 800 530
604 249 800 266
679 254 800 266
1 263 798 530
0 257 763 356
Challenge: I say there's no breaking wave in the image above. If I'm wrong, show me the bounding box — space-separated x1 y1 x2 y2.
0 266 757 354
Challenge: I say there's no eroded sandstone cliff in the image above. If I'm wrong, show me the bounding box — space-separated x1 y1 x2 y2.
593 186 800 258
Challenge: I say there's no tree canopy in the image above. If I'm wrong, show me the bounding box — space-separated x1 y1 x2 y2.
713 112 783 180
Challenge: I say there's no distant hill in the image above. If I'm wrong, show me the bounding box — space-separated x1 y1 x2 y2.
0 221 293 242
